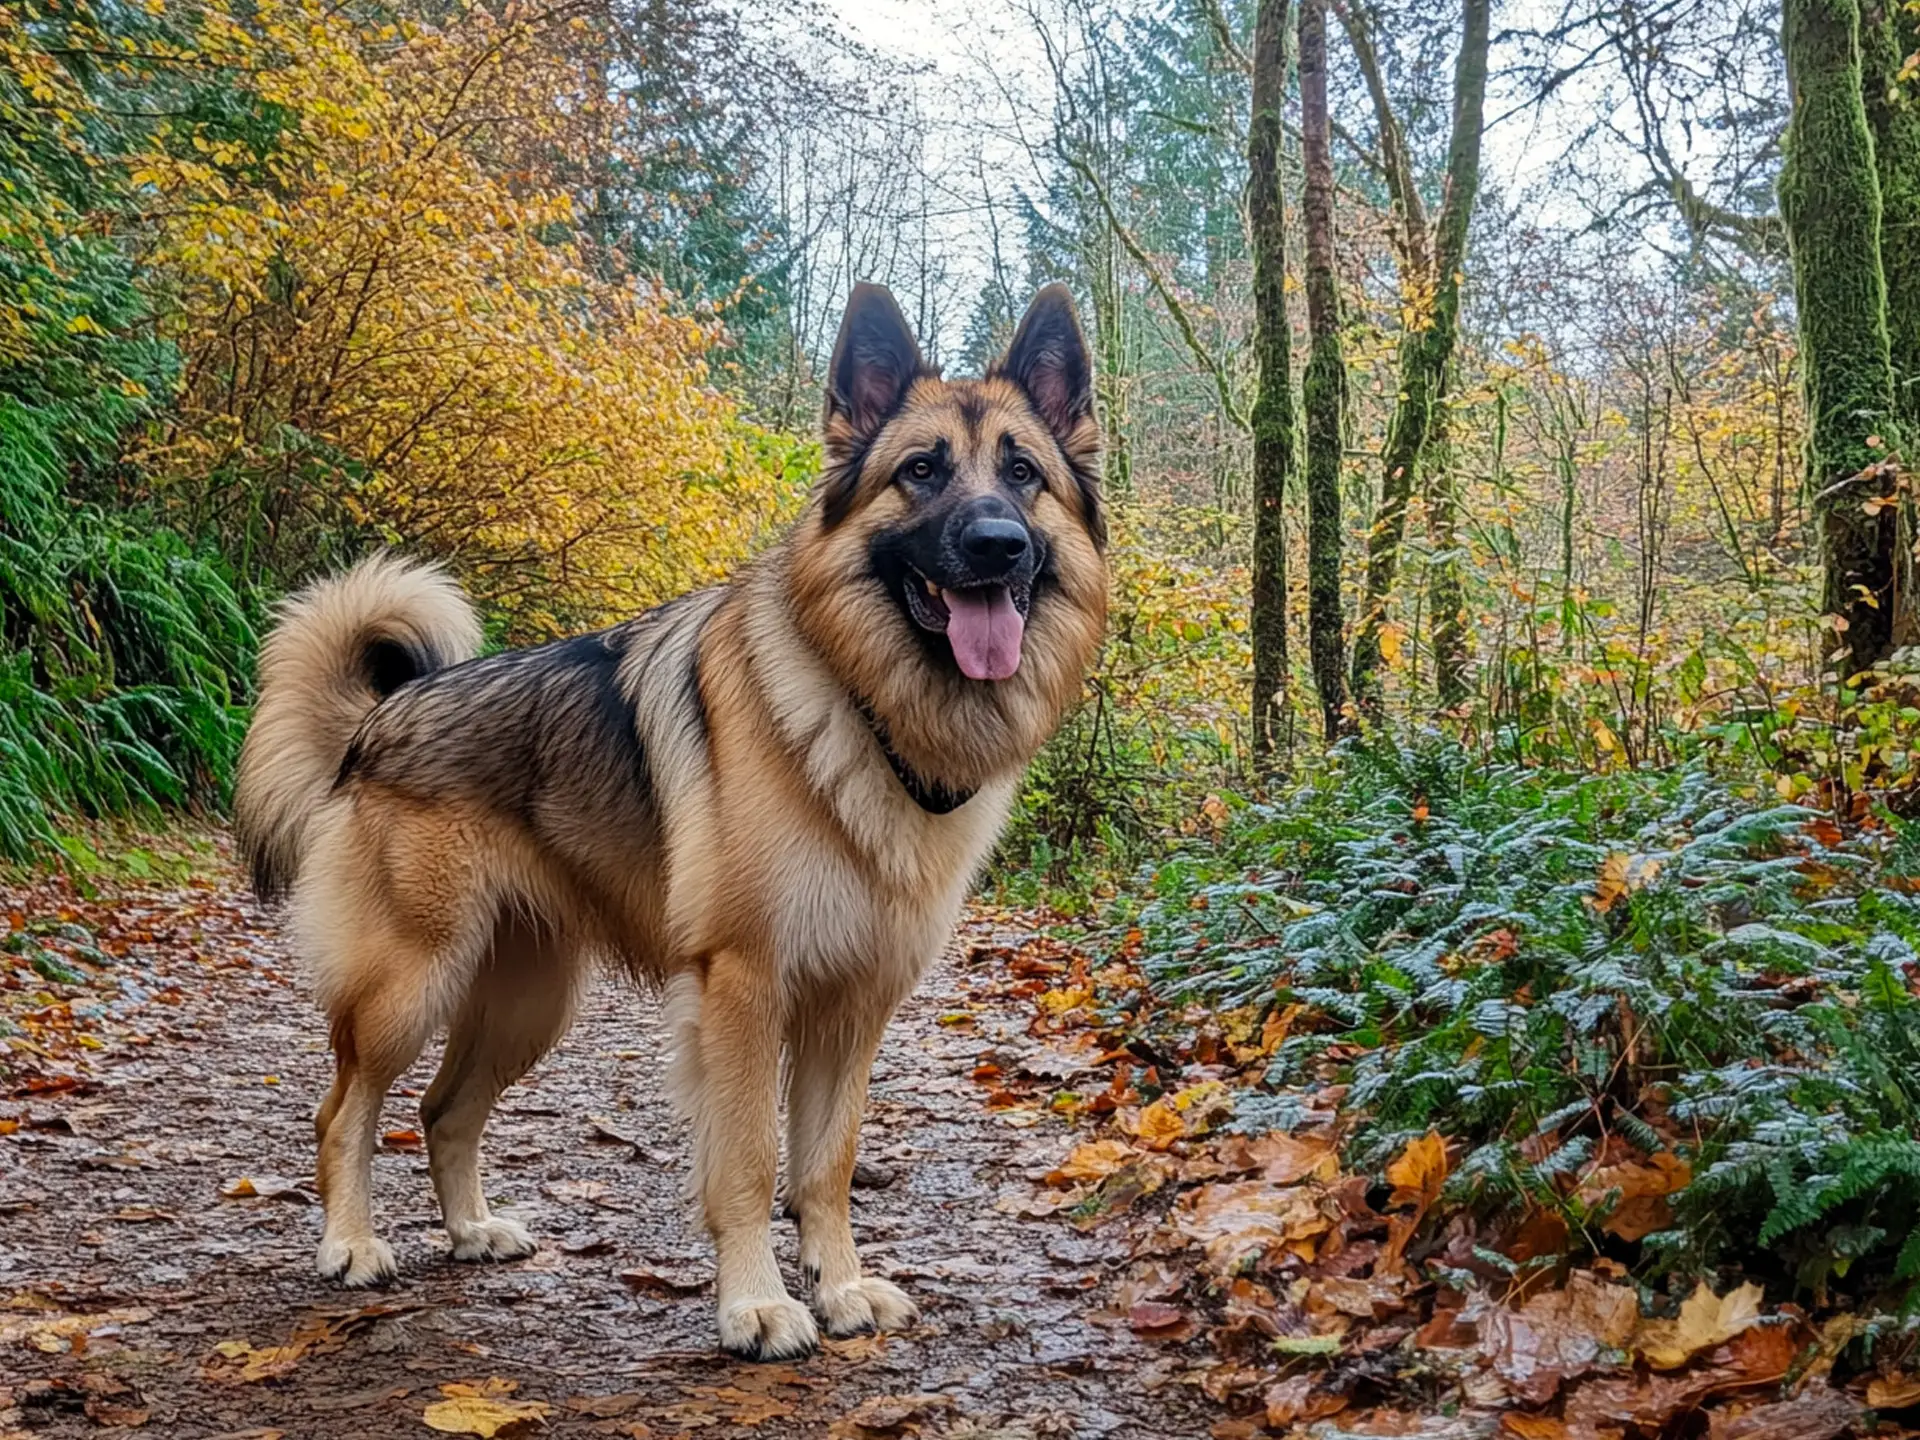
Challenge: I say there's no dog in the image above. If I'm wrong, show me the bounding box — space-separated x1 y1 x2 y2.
232 282 1108 1360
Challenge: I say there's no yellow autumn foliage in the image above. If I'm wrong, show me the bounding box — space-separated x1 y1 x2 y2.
125 0 802 633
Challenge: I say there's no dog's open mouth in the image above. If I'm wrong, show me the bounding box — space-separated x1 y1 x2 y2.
904 570 1031 682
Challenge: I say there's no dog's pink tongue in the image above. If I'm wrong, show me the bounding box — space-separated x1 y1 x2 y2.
942 586 1024 681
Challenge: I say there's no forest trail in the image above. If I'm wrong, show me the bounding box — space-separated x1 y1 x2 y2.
1 862 1208 1440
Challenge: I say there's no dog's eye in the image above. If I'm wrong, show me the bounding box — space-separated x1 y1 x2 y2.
910 459 933 481
1010 459 1034 485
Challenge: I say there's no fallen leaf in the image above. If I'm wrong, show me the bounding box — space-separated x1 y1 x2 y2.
219 1174 309 1203
1867 1373 1920 1410
1707 1385 1858 1440
1176 1178 1335 1272
1129 1099 1186 1151
1047 1139 1139 1185
1636 1282 1765 1369
1481 1271 1638 1403
1265 1375 1348 1428
1385 1131 1449 1212
830 1392 955 1436
1574 1151 1690 1241
423 1379 550 1437
618 1266 709 1295
1500 1417 1569 1440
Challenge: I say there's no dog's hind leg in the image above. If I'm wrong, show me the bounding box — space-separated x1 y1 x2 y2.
314 963 441 1286
786 987 918 1337
423 918 576 1264
670 949 817 1361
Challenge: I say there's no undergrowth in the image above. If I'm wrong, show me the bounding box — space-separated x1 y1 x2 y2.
0 223 255 861
1130 736 1920 1306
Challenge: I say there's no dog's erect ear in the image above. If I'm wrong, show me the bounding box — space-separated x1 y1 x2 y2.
824 283 926 444
996 284 1104 547
995 284 1093 441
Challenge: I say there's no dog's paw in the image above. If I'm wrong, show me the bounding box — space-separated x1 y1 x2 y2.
448 1214 536 1263
316 1234 397 1287
813 1276 919 1338
717 1294 819 1362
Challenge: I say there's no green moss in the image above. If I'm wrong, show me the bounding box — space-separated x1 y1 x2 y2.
1779 0 1901 672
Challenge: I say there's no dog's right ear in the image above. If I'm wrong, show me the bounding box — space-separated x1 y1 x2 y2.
820 284 926 522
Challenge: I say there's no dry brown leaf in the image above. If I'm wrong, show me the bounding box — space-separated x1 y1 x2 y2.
423 1379 550 1437
0 1307 151 1353
1706 1385 1858 1440
1867 1373 1920 1410
1636 1282 1764 1369
1574 1152 1691 1241
1047 1139 1138 1185
1175 1178 1335 1273
618 1266 709 1295
1264 1375 1348 1428
830 1392 955 1436
1482 1271 1638 1403
1500 1416 1570 1440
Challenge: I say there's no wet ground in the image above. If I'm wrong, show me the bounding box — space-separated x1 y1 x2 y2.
1 877 1210 1439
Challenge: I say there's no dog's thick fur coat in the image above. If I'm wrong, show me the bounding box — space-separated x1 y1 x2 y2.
233 284 1107 1359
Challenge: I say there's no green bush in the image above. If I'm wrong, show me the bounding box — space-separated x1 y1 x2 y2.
1131 737 1920 1304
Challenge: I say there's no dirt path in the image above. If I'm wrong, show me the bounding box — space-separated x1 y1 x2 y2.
1 869 1209 1440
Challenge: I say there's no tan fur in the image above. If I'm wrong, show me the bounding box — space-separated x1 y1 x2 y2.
235 286 1108 1360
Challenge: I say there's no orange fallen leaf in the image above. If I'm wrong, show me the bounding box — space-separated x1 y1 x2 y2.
1048 1139 1139 1185
1385 1130 1449 1212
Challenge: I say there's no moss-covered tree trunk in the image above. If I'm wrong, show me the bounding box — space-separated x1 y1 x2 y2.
1347 0 1489 713
1862 0 1919 645
1862 0 1920 437
1248 0 1296 763
1425 381 1470 708
1300 0 1350 740
1781 0 1902 676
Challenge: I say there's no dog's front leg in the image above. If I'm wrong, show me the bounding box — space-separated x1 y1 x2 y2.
786 992 919 1338
681 949 817 1361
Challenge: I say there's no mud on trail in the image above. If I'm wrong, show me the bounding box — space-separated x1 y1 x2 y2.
0 861 1211 1440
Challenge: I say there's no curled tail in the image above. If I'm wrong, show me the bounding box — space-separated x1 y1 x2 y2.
235 554 481 900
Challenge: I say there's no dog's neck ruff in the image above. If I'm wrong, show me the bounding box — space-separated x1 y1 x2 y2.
852 697 975 814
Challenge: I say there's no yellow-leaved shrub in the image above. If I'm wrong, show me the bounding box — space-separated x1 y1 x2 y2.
129 0 802 634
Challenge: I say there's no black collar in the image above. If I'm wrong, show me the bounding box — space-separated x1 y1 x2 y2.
852 698 974 814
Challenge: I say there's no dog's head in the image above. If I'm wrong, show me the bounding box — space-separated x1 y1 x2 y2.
788 283 1109 787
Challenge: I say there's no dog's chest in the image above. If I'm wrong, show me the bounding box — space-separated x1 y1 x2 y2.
766 803 1004 987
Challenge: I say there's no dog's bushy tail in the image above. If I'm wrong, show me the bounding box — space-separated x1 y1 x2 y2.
235 555 481 900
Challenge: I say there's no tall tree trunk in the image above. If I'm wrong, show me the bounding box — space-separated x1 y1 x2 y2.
1425 381 1469 708
1862 0 1920 438
1247 0 1297 764
1244 0 1290 768
1780 0 1901 677
1347 0 1490 713
1862 0 1920 645
1299 0 1351 739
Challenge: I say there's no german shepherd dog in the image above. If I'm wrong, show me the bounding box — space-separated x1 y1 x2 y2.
233 283 1107 1360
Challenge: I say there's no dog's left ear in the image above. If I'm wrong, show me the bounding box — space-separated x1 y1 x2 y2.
996 285 1104 547
995 284 1093 441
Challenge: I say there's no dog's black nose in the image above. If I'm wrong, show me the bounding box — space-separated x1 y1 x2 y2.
960 517 1029 575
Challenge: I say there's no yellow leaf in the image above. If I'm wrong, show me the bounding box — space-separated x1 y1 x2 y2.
424 1379 550 1437
1635 1281 1764 1368
1130 1100 1187 1151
